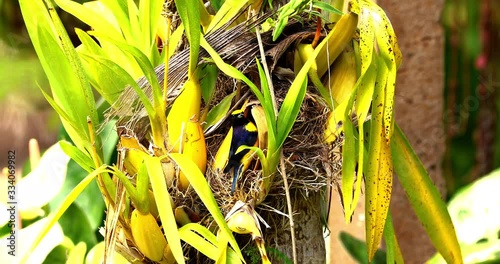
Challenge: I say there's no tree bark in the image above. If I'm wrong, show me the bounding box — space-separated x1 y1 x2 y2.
271 190 326 264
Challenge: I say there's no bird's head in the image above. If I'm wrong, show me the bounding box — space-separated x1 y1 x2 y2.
231 106 253 126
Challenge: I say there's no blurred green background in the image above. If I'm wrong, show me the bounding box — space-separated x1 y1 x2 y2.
441 0 500 195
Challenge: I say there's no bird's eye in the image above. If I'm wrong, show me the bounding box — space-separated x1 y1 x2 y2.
238 114 244 119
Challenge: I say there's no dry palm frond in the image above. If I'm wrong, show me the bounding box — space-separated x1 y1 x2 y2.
107 13 273 135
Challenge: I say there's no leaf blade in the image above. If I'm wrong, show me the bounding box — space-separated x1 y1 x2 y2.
146 156 185 264
168 153 244 260
392 125 463 264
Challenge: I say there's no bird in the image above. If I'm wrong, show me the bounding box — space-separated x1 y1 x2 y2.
224 106 259 193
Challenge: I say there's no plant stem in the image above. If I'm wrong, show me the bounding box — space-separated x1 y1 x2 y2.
256 27 278 118
87 116 115 205
280 150 297 264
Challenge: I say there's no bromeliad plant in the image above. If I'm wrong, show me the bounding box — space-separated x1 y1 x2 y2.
18 0 462 263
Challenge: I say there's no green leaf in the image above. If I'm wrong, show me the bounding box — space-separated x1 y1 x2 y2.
428 240 500 264
75 28 105 57
39 88 89 153
226 246 243 264
275 68 306 152
341 115 356 222
45 0 99 126
110 166 139 206
255 60 278 149
273 0 307 41
20 0 100 157
358 6 375 77
312 1 343 17
181 223 218 244
138 0 164 59
77 0 143 78
169 153 243 260
58 203 98 248
88 33 158 114
99 118 119 163
67 242 87 264
276 21 340 151
216 231 229 263
237 146 267 168
210 0 224 11
43 244 69 264
335 55 374 218
95 0 130 40
49 160 105 231
55 0 122 40
383 212 404 264
206 0 250 33
364 58 393 260
392 124 463 264
135 162 151 214
21 166 108 263
76 30 134 108
336 53 363 218
85 241 130 264
351 63 377 214
273 16 289 41
448 169 500 244
146 156 184 264
37 25 91 150
128 9 143 48
199 63 220 104
175 0 201 77
339 231 387 264
78 52 135 105
92 32 163 105
204 92 236 131
179 224 219 260
200 38 262 99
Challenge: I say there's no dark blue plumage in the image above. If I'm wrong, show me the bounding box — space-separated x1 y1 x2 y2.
224 108 258 192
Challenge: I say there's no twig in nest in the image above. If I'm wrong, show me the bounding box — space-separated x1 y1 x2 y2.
279 149 297 264
104 180 125 264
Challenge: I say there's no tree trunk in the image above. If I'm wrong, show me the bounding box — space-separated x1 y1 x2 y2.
270 190 326 263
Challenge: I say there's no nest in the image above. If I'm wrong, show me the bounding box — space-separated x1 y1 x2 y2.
203 78 340 208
